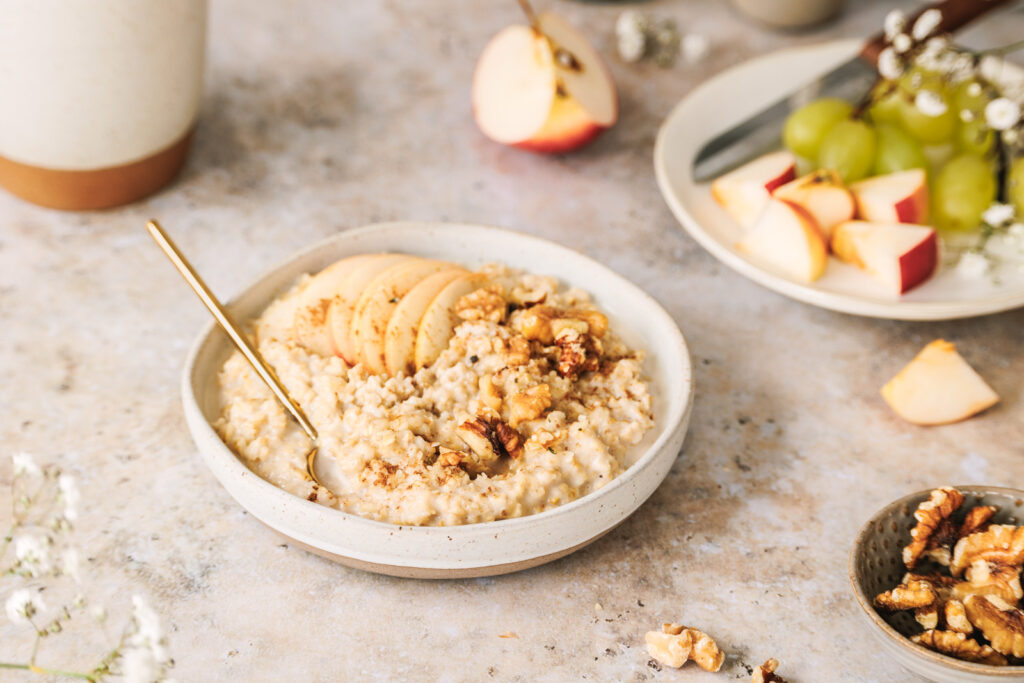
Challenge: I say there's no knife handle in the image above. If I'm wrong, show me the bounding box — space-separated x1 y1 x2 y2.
859 0 1015 65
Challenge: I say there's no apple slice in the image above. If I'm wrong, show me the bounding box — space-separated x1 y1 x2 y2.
736 198 828 283
711 150 797 229
414 274 490 371
291 255 372 356
830 220 937 294
353 259 454 374
326 254 416 365
881 339 999 425
850 168 929 224
771 170 855 241
472 11 617 154
384 269 468 377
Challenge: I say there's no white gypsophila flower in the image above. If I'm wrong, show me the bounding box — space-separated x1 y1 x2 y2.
877 47 902 80
960 109 974 123
5 589 45 624
884 9 905 40
11 452 41 479
130 595 171 665
957 251 991 279
985 98 1021 131
91 605 107 623
681 33 710 65
121 647 160 683
62 548 81 582
1010 223 1024 239
615 11 646 63
1004 128 1021 145
58 473 80 521
912 9 942 41
892 33 912 54
915 90 948 117
982 203 1016 227
14 534 52 576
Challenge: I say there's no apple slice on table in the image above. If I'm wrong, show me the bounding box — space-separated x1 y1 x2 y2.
881 339 999 425
384 269 468 377
291 255 374 356
850 168 929 224
735 198 828 283
326 254 416 365
711 151 797 229
830 220 937 295
415 274 491 371
472 11 617 153
771 169 854 241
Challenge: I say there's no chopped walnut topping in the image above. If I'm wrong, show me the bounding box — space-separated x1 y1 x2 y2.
511 305 609 344
911 629 1008 665
478 374 503 414
960 505 998 538
751 658 787 683
903 487 965 569
455 415 522 472
505 384 552 428
945 599 973 634
875 579 939 611
456 284 508 323
643 624 723 672
554 328 602 379
503 334 531 367
951 525 1024 577
493 420 522 459
964 595 1024 658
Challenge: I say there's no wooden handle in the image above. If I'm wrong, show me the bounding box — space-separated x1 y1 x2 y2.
860 0 1015 65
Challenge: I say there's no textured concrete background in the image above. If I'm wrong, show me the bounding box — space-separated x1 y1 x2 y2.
1 1 1022 680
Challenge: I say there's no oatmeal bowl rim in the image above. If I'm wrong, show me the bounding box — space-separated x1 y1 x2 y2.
182 221 694 578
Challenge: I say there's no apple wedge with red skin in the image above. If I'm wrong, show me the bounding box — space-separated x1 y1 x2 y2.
472 11 617 154
771 169 855 242
736 198 828 283
831 220 937 295
711 151 797 229
881 339 999 425
849 169 929 224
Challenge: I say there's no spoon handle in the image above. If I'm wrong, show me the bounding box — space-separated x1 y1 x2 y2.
146 219 319 442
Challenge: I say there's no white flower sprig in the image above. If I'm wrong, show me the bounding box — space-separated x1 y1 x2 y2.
1 453 176 682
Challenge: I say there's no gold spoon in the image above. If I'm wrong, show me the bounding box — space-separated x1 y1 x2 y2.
146 219 323 486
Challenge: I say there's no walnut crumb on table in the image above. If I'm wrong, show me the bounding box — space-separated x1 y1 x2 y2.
644 622 724 672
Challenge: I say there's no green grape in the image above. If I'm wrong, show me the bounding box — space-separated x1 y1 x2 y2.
1009 157 1024 218
952 79 989 117
932 154 996 231
955 119 995 156
873 123 928 175
817 119 876 182
867 83 904 125
899 91 957 144
898 66 944 96
783 97 854 159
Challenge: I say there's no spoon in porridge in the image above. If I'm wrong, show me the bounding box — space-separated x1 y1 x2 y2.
146 220 326 487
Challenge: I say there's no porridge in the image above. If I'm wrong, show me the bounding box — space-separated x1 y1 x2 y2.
215 255 654 526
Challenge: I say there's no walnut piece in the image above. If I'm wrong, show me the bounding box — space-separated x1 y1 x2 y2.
505 384 552 428
951 525 1024 576
911 629 1007 665
945 599 973 634
503 334 532 367
554 328 602 379
960 505 998 538
964 594 1024 658
643 624 723 672
751 658 787 683
953 560 1024 604
903 487 965 569
875 579 938 611
478 374 503 414
456 285 507 323
511 305 608 344
915 604 940 630
455 415 522 472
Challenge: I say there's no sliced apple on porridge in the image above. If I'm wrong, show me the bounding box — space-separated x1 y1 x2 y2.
384 269 469 377
291 255 374 356
414 273 492 371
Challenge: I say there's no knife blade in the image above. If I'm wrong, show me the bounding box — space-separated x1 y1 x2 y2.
692 0 1016 184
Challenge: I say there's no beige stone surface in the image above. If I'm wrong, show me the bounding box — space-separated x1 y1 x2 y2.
1 0 1023 680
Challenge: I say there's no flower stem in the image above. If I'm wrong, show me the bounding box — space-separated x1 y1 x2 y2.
980 38 1024 57
0 661 97 681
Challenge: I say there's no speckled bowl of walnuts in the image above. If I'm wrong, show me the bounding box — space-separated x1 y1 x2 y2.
850 486 1024 682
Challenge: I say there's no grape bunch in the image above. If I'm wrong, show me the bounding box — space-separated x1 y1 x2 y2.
782 42 1024 234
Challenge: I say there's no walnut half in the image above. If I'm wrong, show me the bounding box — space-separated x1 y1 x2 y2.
911 629 1007 666
505 384 552 428
643 624 724 672
751 658 787 683
455 415 522 474
951 525 1024 577
903 487 964 570
964 594 1024 658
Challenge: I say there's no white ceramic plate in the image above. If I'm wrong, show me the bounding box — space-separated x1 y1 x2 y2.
182 222 693 578
654 39 1024 321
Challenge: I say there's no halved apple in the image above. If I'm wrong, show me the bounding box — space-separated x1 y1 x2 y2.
850 169 929 224
771 169 855 241
291 255 373 356
736 198 828 283
472 11 617 153
881 339 999 425
414 274 490 371
830 220 937 295
384 269 468 377
711 151 797 229
326 254 415 365
353 259 454 374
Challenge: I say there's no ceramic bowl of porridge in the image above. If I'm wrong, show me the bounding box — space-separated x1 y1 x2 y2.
182 222 693 577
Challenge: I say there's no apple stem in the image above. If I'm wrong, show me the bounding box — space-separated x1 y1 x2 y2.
516 0 539 31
